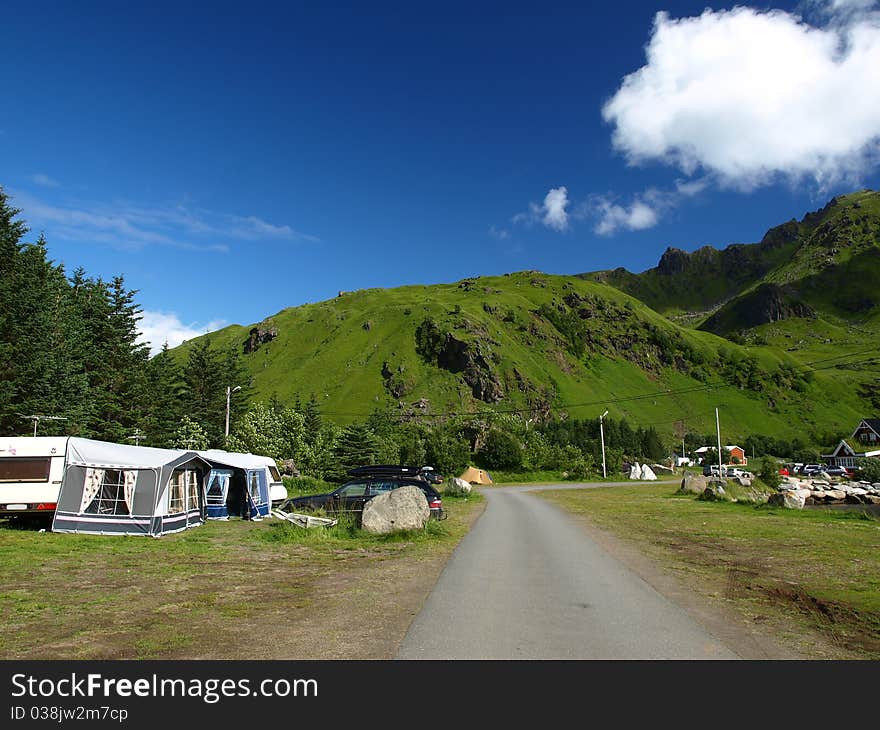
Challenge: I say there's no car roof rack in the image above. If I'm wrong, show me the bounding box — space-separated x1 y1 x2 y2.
347 464 426 477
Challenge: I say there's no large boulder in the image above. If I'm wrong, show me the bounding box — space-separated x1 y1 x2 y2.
629 462 642 480
732 475 752 487
768 490 807 509
445 477 473 496
361 485 430 534
679 473 709 495
640 464 657 481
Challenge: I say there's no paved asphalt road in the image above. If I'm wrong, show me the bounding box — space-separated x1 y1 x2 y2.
395 482 740 660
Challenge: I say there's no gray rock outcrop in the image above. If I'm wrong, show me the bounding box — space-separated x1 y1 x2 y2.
361 485 430 534
768 490 807 509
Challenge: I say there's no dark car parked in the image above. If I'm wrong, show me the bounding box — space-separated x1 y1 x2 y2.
279 465 446 521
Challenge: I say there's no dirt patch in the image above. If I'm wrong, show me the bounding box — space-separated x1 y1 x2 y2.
2 501 487 661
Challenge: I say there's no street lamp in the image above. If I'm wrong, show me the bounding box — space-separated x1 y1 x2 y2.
225 385 241 439
600 409 609 479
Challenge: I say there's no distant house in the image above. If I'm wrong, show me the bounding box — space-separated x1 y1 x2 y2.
694 445 748 466
852 419 880 448
822 419 880 467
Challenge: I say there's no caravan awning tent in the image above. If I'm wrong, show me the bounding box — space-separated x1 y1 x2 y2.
198 450 272 520
52 438 210 537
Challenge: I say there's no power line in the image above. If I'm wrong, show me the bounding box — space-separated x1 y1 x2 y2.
320 382 721 419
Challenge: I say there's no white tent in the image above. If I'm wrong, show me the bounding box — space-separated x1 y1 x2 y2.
53 438 211 536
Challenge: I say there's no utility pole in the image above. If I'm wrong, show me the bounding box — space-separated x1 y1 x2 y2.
600 409 609 479
225 385 241 439
715 406 723 477
127 428 145 446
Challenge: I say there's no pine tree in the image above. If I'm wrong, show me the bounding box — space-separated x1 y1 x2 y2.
329 423 379 482
142 344 186 447
182 338 226 445
303 394 322 443
0 194 88 436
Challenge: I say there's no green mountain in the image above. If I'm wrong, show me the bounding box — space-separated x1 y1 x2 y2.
174 239 877 446
585 189 880 335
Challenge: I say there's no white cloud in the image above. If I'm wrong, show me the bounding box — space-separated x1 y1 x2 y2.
136 311 227 356
602 4 880 190
592 197 660 236
10 189 316 253
577 178 708 235
488 225 510 240
513 186 570 232
541 187 570 231
28 173 60 188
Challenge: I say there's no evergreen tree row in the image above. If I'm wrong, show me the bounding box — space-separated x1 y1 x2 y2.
0 187 250 446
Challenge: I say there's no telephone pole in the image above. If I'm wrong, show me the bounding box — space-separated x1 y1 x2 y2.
715 407 723 477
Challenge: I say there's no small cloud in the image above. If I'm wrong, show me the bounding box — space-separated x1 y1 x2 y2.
541 187 570 231
28 173 60 188
593 198 659 236
488 225 511 240
512 186 570 232
136 311 227 356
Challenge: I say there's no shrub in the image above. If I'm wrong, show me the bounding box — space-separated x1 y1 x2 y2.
856 457 880 483
478 429 523 470
758 457 782 490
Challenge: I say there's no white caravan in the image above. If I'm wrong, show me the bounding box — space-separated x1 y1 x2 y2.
0 436 70 516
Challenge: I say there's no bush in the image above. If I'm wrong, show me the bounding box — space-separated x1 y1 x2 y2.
856 457 880 483
478 429 523 470
758 457 781 490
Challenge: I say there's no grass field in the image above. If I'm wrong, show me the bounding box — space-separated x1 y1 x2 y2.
539 483 880 659
0 492 483 660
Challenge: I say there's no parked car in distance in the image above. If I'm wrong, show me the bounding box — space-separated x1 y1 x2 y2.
278 466 446 522
778 466 790 476
800 464 824 475
818 465 848 477
419 466 444 485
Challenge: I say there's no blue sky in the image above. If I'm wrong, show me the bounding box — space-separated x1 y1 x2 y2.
3 0 879 352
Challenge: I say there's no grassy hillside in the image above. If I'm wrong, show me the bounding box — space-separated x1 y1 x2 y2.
174 270 870 444
585 190 880 333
